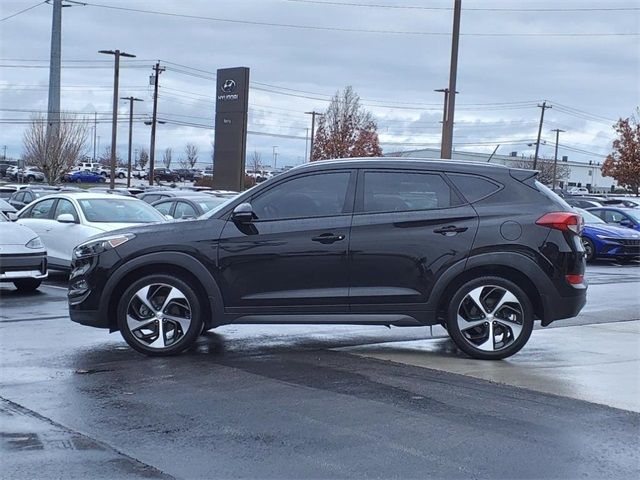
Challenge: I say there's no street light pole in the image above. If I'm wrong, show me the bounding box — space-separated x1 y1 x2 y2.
551 128 565 190
99 49 136 189
121 96 143 187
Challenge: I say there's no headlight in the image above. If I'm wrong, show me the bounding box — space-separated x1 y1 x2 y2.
73 233 135 259
25 237 44 249
596 235 618 241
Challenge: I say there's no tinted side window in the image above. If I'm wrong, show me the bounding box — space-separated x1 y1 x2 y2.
362 171 460 213
605 211 625 223
252 172 351 220
153 201 173 215
174 201 197 218
13 192 24 202
23 199 56 219
448 174 501 203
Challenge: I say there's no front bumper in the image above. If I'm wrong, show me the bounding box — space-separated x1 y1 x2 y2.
0 252 48 282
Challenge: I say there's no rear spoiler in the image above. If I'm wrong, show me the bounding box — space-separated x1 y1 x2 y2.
509 168 538 182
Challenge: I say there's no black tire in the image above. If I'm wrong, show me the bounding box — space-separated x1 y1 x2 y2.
582 237 596 262
445 276 534 360
75 178 82 183
27 175 35 183
179 176 185 182
118 173 125 179
99 177 106 183
117 274 204 356
13 279 42 292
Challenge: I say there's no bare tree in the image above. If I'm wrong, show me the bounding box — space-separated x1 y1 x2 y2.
22 113 88 184
249 150 262 173
312 86 382 161
513 157 570 186
98 146 122 167
163 147 173 169
138 148 149 170
185 143 198 168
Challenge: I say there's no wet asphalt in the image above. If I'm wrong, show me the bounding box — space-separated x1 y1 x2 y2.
1 262 639 479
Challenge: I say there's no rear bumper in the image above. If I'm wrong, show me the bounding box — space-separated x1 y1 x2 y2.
540 281 588 327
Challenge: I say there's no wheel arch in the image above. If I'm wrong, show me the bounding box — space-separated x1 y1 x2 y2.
431 252 549 323
101 252 224 332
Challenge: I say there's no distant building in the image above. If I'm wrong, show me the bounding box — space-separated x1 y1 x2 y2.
385 147 616 193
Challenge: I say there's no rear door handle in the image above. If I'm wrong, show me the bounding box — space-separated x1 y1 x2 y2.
312 233 345 244
433 225 468 236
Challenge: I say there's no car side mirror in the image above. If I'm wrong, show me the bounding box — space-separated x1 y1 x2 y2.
56 213 76 223
232 202 255 223
164 214 174 221
7 212 18 221
619 219 633 228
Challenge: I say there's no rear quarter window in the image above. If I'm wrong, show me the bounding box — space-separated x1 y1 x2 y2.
447 174 502 203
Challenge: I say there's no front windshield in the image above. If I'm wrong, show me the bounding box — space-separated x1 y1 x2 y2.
624 209 640 222
576 208 605 224
78 198 165 223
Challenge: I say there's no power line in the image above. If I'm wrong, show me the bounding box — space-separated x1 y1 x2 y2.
80 2 638 37
286 0 640 12
0 1 46 22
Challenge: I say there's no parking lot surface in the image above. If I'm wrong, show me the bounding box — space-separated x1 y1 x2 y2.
1 262 639 479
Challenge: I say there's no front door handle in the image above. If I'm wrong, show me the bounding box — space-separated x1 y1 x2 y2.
312 233 345 244
433 225 468 236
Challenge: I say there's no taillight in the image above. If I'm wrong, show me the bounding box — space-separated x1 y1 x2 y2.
565 274 584 285
536 212 583 235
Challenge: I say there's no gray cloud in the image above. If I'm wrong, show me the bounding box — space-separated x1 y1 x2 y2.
1 0 638 167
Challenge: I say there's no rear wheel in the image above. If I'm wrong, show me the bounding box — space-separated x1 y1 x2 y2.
445 276 534 360
582 237 596 262
13 279 42 292
117 274 203 356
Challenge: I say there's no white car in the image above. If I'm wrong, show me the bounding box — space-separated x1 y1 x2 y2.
15 192 166 269
569 187 589 195
0 212 48 291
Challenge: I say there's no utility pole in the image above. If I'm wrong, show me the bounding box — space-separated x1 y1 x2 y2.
551 128 565 190
305 111 323 161
435 88 450 156
2 145 6 162
99 49 136 189
533 101 551 170
442 0 462 159
272 146 278 169
305 128 309 162
92 112 97 161
121 96 143 187
148 62 165 185
46 0 62 142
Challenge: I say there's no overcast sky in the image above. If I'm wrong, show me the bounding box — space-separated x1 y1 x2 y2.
1 0 638 169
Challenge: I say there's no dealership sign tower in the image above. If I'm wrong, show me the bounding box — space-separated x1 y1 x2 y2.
213 67 250 191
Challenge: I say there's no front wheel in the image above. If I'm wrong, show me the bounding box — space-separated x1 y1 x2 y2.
117 274 204 356
445 276 534 360
14 279 42 292
118 173 125 179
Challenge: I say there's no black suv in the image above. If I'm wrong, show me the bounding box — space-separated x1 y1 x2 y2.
68 158 587 359
152 168 179 183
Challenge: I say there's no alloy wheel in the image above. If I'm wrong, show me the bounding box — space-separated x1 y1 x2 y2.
125 283 192 350
456 285 524 352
